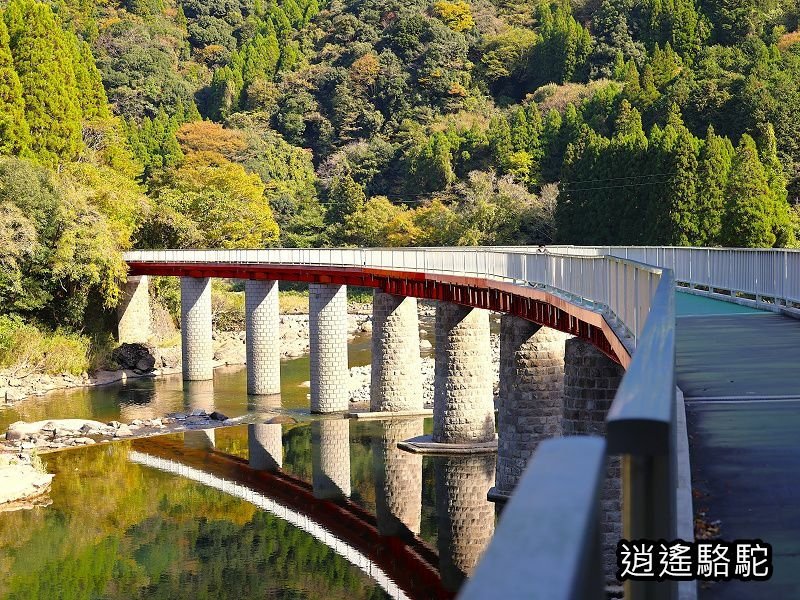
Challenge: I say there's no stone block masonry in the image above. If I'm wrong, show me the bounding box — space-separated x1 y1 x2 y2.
309 283 349 413
117 275 150 344
371 291 423 412
181 277 213 381
312 418 351 500
245 280 280 395
433 303 495 444
373 418 424 536
435 454 496 592
248 423 283 471
563 337 625 587
495 316 567 496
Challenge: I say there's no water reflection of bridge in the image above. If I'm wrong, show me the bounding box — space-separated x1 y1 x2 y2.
129 417 496 600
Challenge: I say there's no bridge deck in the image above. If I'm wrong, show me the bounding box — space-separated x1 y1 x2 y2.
676 292 800 599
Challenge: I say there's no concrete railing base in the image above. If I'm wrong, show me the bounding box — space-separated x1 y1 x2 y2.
398 434 498 455
347 409 433 420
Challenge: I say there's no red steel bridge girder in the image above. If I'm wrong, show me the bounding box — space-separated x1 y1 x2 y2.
127 262 623 366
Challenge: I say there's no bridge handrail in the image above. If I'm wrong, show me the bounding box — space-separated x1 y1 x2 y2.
459 437 608 600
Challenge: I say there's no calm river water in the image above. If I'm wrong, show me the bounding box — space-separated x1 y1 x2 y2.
0 331 497 600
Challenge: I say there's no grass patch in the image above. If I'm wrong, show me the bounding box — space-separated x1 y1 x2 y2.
0 315 91 375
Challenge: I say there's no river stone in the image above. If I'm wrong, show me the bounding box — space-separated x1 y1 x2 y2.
114 424 133 437
267 415 297 425
5 429 24 441
209 411 228 421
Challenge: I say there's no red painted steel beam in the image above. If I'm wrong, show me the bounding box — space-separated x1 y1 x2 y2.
126 261 629 366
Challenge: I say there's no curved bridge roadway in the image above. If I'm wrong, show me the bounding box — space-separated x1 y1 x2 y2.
125 246 800 599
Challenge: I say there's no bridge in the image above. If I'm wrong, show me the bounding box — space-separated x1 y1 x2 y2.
121 246 800 599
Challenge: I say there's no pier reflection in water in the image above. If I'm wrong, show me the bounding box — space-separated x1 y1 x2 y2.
0 411 497 599
0 323 497 598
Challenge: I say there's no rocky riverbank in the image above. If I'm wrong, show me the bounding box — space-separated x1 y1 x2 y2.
0 452 54 511
0 409 295 455
0 313 372 405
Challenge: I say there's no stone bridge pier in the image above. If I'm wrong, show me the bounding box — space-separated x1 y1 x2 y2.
493 316 567 499
432 303 495 446
311 418 351 500
370 291 423 413
181 277 214 381
435 454 496 592
563 337 625 586
373 418 423 536
309 283 349 414
117 275 151 344
245 280 280 396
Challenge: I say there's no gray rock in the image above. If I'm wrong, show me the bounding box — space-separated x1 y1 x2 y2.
169 412 187 420
5 429 24 441
107 420 123 429
114 424 133 437
112 343 156 371
189 409 207 417
135 355 156 372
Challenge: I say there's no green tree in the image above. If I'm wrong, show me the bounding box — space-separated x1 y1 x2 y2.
696 126 733 245
0 18 29 155
721 134 776 247
5 0 83 165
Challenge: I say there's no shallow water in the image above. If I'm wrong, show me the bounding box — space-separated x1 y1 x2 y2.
0 328 496 599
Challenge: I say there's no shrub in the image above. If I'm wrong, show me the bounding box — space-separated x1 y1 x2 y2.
0 315 90 375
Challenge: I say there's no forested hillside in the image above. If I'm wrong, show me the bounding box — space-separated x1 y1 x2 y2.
0 0 799 363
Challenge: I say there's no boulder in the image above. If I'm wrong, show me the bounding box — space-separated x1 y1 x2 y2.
112 343 156 372
209 411 228 421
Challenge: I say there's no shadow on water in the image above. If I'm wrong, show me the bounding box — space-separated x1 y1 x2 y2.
0 328 497 599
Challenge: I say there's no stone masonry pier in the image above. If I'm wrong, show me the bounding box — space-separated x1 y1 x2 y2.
370 291 423 413
494 316 567 498
563 337 624 586
245 280 280 396
432 304 495 445
117 275 151 344
180 277 213 381
309 283 349 414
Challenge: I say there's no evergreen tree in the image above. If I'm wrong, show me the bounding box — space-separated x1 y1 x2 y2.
721 134 776 247
696 126 733 245
756 123 794 246
0 17 29 155
646 107 700 245
69 34 110 120
5 0 83 165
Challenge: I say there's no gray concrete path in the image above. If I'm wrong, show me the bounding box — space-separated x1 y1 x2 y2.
677 292 800 599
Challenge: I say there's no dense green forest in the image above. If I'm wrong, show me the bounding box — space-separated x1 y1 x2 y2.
0 0 799 360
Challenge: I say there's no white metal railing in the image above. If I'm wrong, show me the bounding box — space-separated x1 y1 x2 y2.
547 246 800 311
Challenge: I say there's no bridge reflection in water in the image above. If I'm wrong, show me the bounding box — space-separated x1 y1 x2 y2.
129 417 497 599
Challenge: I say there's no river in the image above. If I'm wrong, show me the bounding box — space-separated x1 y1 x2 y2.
0 331 496 599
